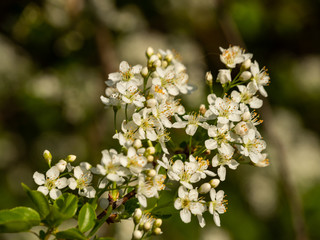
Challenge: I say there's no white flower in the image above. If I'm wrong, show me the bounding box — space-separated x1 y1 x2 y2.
132 108 158 141
209 188 227 227
231 83 263 109
113 120 139 148
212 145 239 181
100 87 122 108
250 60 270 97
219 46 252 68
106 61 143 88
33 166 68 199
68 166 96 198
208 96 241 124
189 155 216 179
204 124 234 151
136 172 166 207
120 147 147 175
174 186 206 226
168 157 201 189
216 69 232 84
117 82 146 107
237 129 266 163
91 149 129 188
173 113 208 136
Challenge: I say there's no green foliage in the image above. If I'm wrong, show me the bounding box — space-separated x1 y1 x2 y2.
78 203 96 233
56 228 86 240
21 183 50 219
45 193 78 227
0 207 40 233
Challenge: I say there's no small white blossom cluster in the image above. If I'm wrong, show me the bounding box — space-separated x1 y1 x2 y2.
33 46 269 237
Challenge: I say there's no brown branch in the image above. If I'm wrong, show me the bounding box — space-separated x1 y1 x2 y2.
97 189 137 222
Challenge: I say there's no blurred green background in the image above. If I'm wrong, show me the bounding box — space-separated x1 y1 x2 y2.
0 0 320 239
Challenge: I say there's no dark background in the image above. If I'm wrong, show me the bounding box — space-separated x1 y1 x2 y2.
0 0 320 239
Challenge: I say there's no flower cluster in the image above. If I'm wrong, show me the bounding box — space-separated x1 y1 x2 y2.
31 46 269 239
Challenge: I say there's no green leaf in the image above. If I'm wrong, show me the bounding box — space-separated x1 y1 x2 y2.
0 207 40 233
54 193 78 218
21 183 50 219
55 228 86 240
124 198 139 216
150 190 176 217
78 203 96 233
45 193 79 227
88 205 112 238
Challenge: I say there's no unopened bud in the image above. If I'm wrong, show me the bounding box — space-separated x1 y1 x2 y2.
133 139 142 149
147 169 156 177
143 222 151 231
133 230 143 239
147 98 158 108
161 60 168 68
56 160 67 172
239 71 252 81
134 208 142 223
154 218 162 227
209 179 220 188
234 121 249 136
165 53 173 62
199 182 211 194
147 155 154 163
141 67 149 78
153 59 161 68
241 59 251 70
199 104 206 115
205 71 213 85
66 154 76 162
43 150 52 166
147 147 155 155
146 47 154 58
153 227 162 235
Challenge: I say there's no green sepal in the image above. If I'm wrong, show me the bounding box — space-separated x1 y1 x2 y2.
0 207 40 233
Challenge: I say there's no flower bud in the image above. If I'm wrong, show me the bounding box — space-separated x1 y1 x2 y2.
161 60 168 68
143 222 151 231
43 150 52 166
154 218 162 227
134 208 142 223
147 98 158 108
56 160 67 172
153 59 161 68
147 169 156 177
133 230 143 239
141 67 149 78
209 178 220 188
205 71 213 85
153 227 162 235
239 71 252 81
234 121 249 136
147 155 154 163
199 104 206 115
146 47 154 58
217 69 231 84
241 59 251 70
165 53 173 62
133 139 142 149
199 182 211 194
147 147 156 155
66 154 76 162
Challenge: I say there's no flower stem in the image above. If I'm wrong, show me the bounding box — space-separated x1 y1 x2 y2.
189 135 192 155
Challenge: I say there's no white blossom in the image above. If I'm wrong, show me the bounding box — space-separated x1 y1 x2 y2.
33 166 68 199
